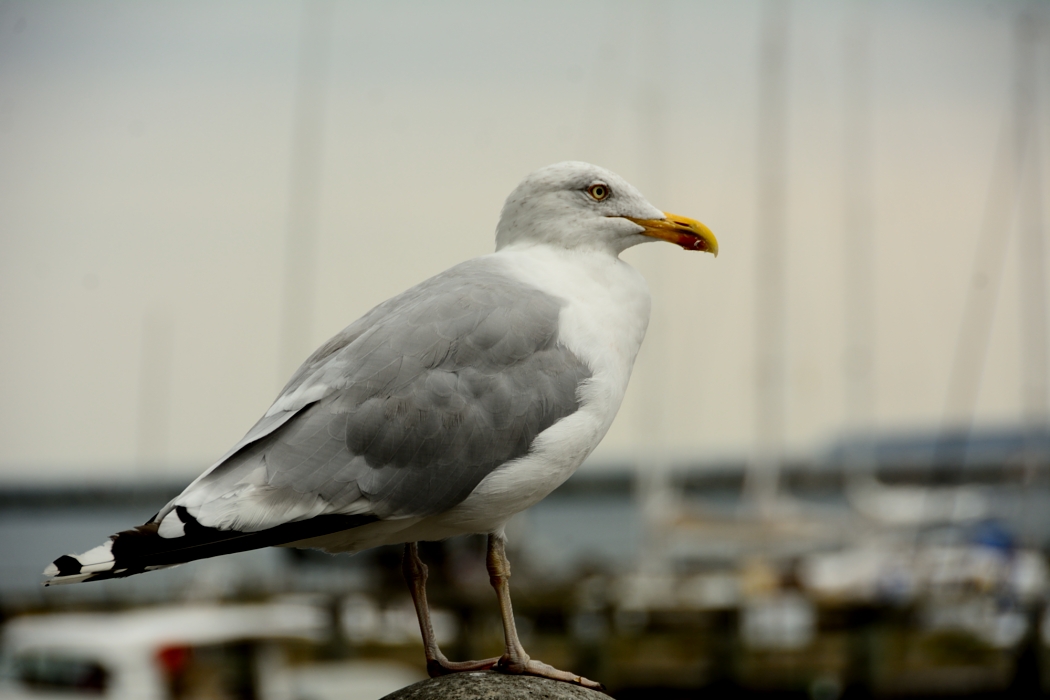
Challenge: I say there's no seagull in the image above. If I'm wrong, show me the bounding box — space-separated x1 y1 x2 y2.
44 161 717 688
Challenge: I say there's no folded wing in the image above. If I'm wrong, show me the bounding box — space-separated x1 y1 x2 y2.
45 258 592 584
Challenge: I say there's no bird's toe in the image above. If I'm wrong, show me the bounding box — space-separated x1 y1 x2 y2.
498 656 606 691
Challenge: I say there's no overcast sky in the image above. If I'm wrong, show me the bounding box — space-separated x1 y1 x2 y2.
0 0 1046 482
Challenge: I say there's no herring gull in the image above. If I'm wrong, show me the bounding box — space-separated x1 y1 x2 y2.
44 161 717 688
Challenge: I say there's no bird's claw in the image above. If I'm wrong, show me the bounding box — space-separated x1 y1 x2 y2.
497 655 606 691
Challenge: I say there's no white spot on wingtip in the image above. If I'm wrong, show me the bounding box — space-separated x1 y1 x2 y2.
77 541 114 566
158 511 186 538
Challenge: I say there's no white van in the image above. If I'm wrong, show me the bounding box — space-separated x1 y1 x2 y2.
0 601 422 700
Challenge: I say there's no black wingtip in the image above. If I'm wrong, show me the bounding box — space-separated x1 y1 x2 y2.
44 510 379 586
52 555 83 576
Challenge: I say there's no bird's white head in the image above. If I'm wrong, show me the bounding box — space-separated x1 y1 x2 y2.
495 161 717 257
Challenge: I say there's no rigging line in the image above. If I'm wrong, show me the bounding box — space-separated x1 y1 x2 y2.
278 0 335 384
1013 6 1047 548
841 0 877 483
932 26 1030 481
747 0 792 518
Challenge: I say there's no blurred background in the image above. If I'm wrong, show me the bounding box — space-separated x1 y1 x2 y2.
2 0 1049 698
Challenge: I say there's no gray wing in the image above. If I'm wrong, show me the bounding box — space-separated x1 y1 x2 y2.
157 257 592 534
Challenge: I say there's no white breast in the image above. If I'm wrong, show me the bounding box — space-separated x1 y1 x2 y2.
498 244 651 407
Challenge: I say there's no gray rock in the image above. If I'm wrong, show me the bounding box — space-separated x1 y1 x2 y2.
379 671 607 700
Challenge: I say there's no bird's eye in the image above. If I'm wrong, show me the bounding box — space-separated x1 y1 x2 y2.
587 184 609 201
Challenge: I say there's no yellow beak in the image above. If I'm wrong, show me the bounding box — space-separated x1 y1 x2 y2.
625 212 718 256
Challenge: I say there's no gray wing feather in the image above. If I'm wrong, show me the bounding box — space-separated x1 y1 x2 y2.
159 257 591 532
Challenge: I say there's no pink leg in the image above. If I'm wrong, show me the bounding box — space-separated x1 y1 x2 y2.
486 534 604 690
402 542 499 677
